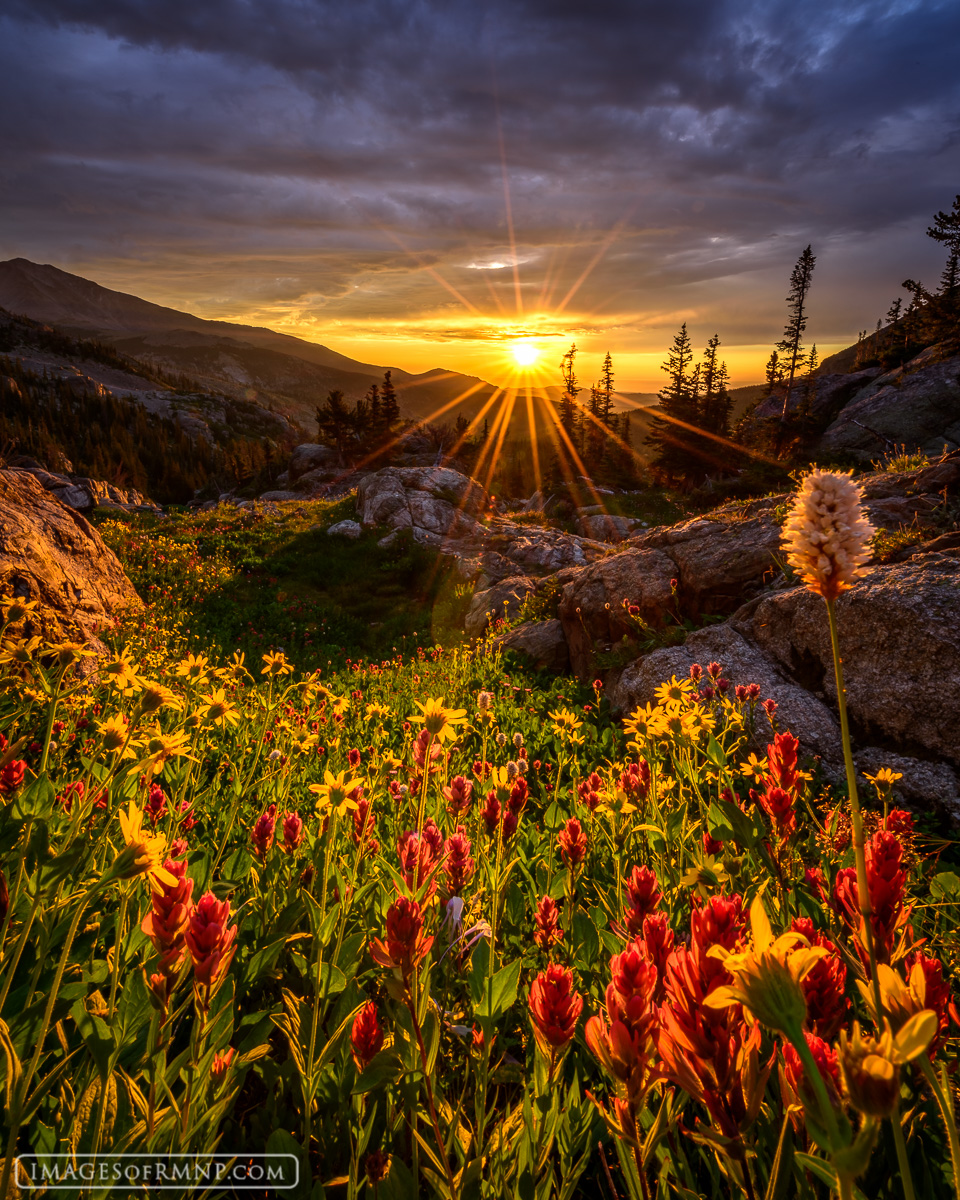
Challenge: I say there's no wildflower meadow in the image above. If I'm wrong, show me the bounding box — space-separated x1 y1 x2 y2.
0 471 958 1199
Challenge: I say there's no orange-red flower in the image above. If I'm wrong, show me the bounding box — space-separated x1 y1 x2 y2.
141 857 194 973
557 818 588 869
623 865 661 937
351 1001 384 1070
529 964 582 1057
442 826 475 897
370 896 434 980
533 895 563 951
790 917 849 1040
185 892 237 1002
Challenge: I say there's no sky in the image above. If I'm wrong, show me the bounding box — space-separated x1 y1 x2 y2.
1 0 959 390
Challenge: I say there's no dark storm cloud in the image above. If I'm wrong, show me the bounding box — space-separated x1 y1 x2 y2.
0 0 958 372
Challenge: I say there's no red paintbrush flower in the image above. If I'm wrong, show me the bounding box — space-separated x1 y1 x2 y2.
529 964 582 1057
558 818 588 869
442 774 473 818
533 895 563 951
790 917 849 1040
623 865 661 936
351 1000 384 1070
185 892 237 1004
370 896 434 980
251 804 276 862
443 826 475 896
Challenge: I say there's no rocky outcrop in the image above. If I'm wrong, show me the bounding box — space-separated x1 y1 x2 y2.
731 556 960 766
637 510 782 617
821 351 960 459
0 469 141 632
6 462 160 514
357 467 487 544
465 576 536 637
355 467 607 581
288 443 339 481
610 624 844 764
558 549 677 679
750 368 884 424
493 619 570 673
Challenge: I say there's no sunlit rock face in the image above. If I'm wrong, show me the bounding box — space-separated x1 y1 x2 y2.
0 468 141 634
731 556 960 767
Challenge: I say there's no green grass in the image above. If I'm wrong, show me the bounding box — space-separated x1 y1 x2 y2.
95 498 474 670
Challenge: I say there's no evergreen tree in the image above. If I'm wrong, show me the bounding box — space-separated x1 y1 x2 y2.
776 245 817 421
764 350 783 391
645 323 699 481
315 389 354 464
599 351 615 425
380 370 400 428
927 193 960 263
885 298 903 325
366 382 382 435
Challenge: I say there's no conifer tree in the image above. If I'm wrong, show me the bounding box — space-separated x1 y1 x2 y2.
315 389 354 465
645 323 699 480
776 245 817 422
764 350 783 392
599 351 615 424
380 370 400 428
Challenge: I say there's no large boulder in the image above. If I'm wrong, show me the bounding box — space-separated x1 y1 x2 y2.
821 353 960 459
357 467 487 544
493 619 570 673
465 576 536 637
558 548 676 680
288 443 339 481
750 369 883 423
638 511 783 617
731 556 960 765
0 470 141 633
609 624 843 764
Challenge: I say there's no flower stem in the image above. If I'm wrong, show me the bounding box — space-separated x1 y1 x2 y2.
919 1054 960 1200
825 597 884 1025
890 1099 916 1200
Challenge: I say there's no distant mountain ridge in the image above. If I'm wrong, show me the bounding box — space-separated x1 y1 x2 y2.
0 258 506 427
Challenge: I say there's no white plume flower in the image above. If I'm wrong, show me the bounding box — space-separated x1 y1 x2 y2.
781 470 875 601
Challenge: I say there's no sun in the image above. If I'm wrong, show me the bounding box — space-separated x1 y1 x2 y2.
512 342 539 367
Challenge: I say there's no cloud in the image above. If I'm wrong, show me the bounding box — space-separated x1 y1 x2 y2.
0 0 958 384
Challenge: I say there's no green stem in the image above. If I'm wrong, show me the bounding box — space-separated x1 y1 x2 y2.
890 1099 916 1200
37 672 64 777
0 889 92 1200
919 1055 960 1200
107 887 130 1019
825 598 884 1025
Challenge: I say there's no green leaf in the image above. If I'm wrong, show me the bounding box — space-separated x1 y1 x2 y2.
930 872 960 899
571 911 600 965
475 957 521 1022
352 1049 405 1095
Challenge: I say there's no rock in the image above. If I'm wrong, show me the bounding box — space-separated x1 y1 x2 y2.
558 548 676 680
294 466 343 493
609 624 843 763
50 484 94 512
821 354 960 459
0 469 141 633
865 494 940 530
638 512 782 617
576 513 634 542
465 576 536 637
257 490 301 502
493 619 570 672
854 748 960 820
288 443 339 481
327 519 363 539
731 557 960 765
358 467 489 533
751 369 884 423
